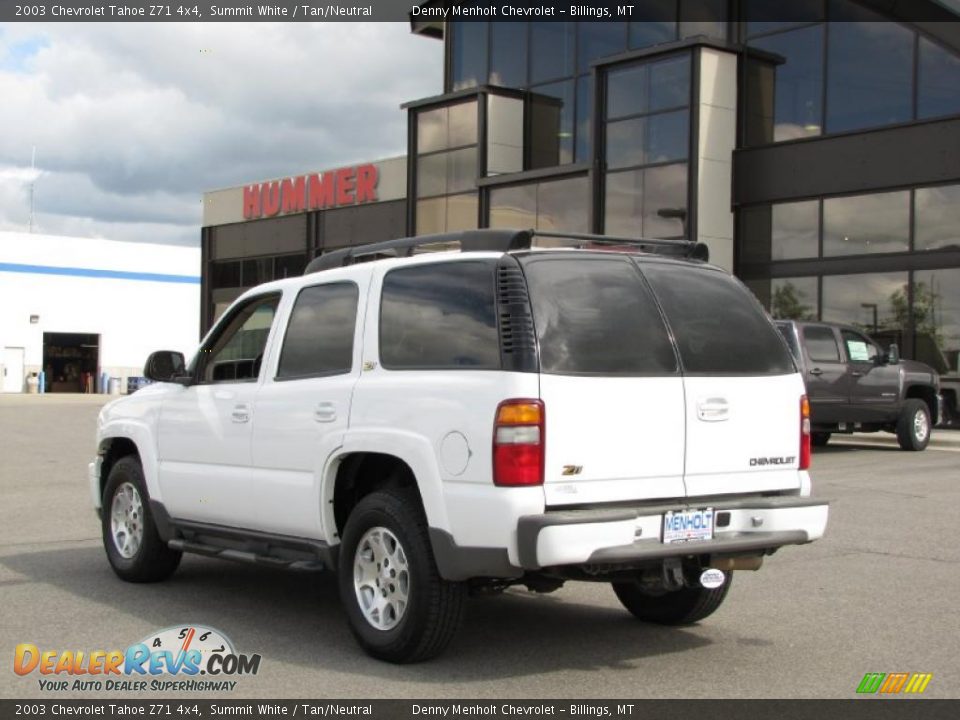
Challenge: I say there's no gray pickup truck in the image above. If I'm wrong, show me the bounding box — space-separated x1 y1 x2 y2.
776 320 940 451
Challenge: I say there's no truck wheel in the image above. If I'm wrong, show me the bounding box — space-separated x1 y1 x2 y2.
611 573 732 625
811 432 831 447
896 399 931 451
102 456 181 582
338 488 465 663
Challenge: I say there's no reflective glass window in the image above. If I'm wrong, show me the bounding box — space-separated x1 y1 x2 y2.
605 163 688 239
576 74 593 162
451 21 488 91
578 22 627 73
530 22 575 84
825 1 914 133
417 148 477 199
823 191 909 256
608 55 690 119
277 283 358 380
490 22 527 88
911 269 960 374
772 201 819 260
918 37 960 120
489 184 537 229
606 112 688 169
380 262 499 370
748 25 824 143
772 277 819 320
744 0 824 37
629 0 677 49
489 177 589 233
915 184 960 252
417 107 447 155
803 325 841 362
417 102 477 154
530 80 575 167
212 261 241 289
679 0 728 41
448 101 479 147
821 272 909 336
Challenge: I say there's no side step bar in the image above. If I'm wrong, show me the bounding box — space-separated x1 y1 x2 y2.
167 539 326 572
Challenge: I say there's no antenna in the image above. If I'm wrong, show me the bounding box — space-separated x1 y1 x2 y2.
28 146 36 233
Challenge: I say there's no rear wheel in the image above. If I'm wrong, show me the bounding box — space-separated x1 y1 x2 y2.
611 573 733 625
811 432 831 447
896 399 931 451
102 456 181 582
338 488 465 663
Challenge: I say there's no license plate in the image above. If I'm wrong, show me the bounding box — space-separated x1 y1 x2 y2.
662 508 715 544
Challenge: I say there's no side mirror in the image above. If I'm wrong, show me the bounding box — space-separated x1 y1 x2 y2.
885 343 900 365
144 351 189 384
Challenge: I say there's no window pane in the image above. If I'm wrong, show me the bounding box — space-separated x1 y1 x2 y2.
576 74 593 162
417 153 447 198
649 55 691 111
380 262 499 369
417 107 447 154
447 147 478 194
531 22 575 84
823 191 909 256
647 110 688 163
915 184 960 251
530 80 575 168
536 176 590 233
772 201 819 260
803 325 841 362
211 261 241 289
274 254 306 279
523 257 678 375
451 21 487 91
606 117 646 169
608 55 690 120
744 0 823 36
446 192 479 231
277 283 358 379
911 269 960 374
205 297 279 383
489 22 527 87
608 64 649 119
918 37 960 120
489 184 537 229
642 263 796 375
629 0 677 49
821 272 909 336
448 101 479 147
416 197 445 235
241 258 273 287
772 277 819 320
578 22 627 73
679 0 728 40
749 25 824 143
825 2 914 133
642 163 688 239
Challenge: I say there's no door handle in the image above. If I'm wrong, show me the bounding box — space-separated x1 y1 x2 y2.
809 368 823 376
696 398 729 422
314 402 337 423
231 404 250 423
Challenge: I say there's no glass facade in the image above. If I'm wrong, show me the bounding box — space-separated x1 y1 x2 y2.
488 176 590 233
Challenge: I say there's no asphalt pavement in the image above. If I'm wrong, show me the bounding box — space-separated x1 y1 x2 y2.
1 394 958 699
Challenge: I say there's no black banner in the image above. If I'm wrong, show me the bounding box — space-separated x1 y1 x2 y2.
1 700 958 719
2 0 959 23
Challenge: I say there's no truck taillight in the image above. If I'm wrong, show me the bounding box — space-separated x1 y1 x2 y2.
493 399 544 487
800 395 811 470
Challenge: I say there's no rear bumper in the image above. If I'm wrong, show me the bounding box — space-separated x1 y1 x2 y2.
517 496 828 570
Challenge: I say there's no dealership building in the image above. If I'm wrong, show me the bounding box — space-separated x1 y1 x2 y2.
201 2 960 392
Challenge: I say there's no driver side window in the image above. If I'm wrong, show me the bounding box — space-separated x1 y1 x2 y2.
840 329 879 363
200 295 280 383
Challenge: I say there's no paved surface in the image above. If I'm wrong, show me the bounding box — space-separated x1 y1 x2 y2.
1 394 958 699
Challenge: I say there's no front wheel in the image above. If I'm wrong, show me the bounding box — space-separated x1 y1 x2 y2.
102 456 181 582
338 489 465 663
611 573 733 625
896 399 931 451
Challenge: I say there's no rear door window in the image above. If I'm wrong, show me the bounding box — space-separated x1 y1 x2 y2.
522 256 677 375
803 326 842 363
640 262 796 375
277 282 358 380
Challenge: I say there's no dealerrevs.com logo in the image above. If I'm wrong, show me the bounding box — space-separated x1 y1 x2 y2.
13 625 261 692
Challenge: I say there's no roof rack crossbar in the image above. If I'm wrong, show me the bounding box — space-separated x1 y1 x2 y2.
303 228 708 275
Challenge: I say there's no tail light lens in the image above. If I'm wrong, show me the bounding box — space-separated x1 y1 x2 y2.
800 395 811 470
493 399 544 486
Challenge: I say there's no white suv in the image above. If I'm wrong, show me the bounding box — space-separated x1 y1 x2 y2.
90 229 828 663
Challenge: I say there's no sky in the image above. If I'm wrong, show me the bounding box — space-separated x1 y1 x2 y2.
0 23 443 246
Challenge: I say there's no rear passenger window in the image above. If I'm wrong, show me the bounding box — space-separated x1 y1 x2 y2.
804 326 842 363
523 257 677 375
641 262 796 375
380 262 500 370
277 282 358 379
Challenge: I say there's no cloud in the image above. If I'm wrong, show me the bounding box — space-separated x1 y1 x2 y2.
0 23 443 245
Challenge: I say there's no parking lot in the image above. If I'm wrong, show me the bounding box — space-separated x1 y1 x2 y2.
1 394 958 699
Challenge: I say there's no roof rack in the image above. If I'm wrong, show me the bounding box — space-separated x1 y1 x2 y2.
303 228 708 275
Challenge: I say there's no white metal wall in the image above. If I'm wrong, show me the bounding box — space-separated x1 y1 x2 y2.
0 232 200 393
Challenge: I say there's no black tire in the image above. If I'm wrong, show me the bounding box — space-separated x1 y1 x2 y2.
896 399 931 451
811 432 831 447
612 572 733 625
338 488 465 663
101 456 181 583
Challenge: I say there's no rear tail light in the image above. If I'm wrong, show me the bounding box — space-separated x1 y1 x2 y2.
800 395 811 470
493 399 544 486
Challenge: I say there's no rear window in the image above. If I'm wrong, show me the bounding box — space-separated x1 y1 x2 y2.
522 257 677 375
776 323 802 363
380 261 500 370
640 263 795 375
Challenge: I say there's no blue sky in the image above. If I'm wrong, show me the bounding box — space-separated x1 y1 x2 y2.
0 23 442 245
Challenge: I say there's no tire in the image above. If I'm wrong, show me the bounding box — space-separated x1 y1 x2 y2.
811 432 831 447
338 488 465 663
611 572 733 625
896 399 931 451
101 456 181 583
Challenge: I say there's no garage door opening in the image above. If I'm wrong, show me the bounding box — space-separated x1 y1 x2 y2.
43 333 100 393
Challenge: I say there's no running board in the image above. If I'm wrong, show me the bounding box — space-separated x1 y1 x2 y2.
167 538 326 572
